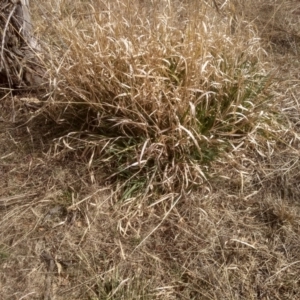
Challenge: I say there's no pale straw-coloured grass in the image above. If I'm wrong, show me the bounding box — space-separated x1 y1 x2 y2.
35 0 278 205
1 0 300 299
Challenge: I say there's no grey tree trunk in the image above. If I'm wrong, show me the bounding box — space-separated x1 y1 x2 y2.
0 0 45 89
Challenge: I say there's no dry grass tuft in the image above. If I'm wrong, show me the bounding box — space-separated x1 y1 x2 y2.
35 0 279 204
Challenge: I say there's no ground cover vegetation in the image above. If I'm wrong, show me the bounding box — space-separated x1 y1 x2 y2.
1 0 300 299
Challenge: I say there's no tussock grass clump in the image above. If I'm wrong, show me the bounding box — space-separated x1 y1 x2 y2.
44 0 274 199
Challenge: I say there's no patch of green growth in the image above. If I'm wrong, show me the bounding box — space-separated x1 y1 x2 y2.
0 247 9 264
57 190 73 206
90 275 152 300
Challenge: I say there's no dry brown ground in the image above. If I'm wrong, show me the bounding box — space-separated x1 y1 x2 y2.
1 1 300 299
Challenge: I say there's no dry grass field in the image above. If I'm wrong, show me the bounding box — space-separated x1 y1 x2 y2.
1 0 300 299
